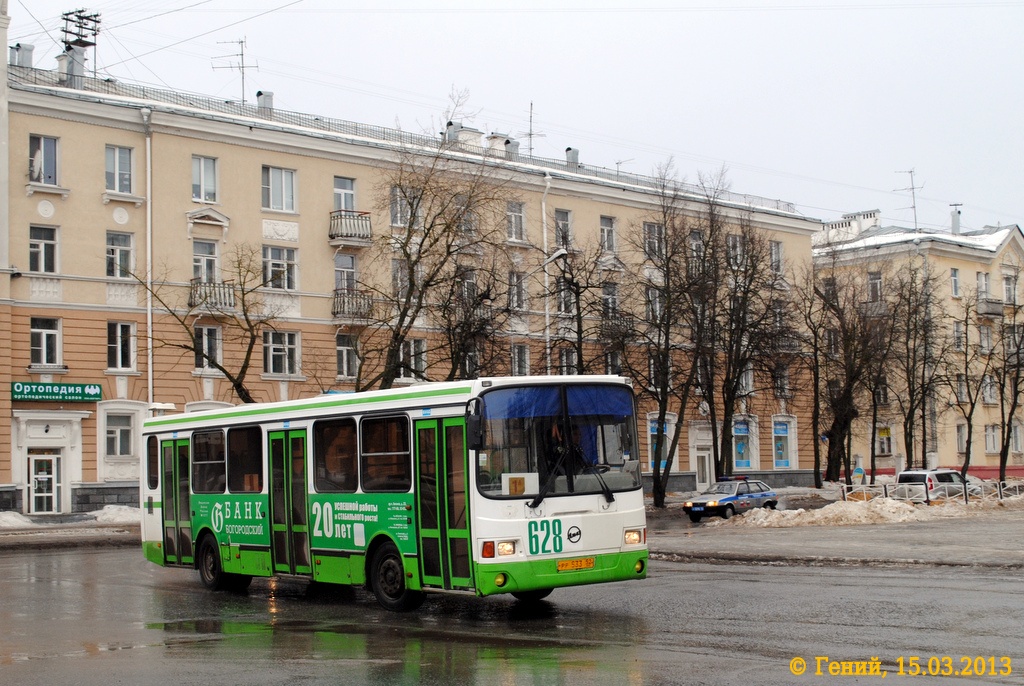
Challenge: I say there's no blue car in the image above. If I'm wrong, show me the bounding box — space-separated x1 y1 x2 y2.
682 477 778 523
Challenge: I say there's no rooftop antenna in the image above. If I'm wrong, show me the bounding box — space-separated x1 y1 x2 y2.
894 169 923 232
61 9 101 77
615 158 634 178
516 101 546 158
213 38 257 104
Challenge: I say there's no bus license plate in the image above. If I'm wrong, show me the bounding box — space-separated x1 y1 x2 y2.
557 557 595 572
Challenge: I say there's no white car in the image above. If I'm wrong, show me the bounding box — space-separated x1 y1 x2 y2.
893 468 981 502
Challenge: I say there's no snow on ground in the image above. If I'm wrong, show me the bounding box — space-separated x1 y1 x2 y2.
707 494 1024 529
0 505 141 529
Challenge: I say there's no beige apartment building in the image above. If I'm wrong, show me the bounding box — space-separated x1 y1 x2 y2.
816 210 1024 475
1 39 820 513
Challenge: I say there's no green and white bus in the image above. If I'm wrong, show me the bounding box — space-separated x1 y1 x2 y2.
140 375 647 610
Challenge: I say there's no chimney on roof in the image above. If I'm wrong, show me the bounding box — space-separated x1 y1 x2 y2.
504 138 520 158
56 46 85 89
565 147 579 170
445 121 482 149
256 90 274 116
9 43 34 68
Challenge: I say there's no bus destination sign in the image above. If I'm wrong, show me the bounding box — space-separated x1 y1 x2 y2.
12 382 102 402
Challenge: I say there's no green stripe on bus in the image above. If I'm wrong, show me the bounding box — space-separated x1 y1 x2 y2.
144 385 474 429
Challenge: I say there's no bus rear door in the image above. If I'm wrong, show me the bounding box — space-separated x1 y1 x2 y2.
414 418 472 591
161 438 193 566
269 429 312 576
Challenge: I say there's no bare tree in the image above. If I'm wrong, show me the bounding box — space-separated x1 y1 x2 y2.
995 265 1024 481
547 238 612 374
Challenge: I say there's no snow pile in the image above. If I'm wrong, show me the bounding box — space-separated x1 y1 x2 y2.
708 494 1024 528
0 511 34 528
91 505 141 524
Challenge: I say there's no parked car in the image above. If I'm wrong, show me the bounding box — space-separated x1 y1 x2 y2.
682 477 778 523
893 468 982 502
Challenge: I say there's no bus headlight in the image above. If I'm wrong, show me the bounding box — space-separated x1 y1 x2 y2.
624 529 644 545
496 541 516 556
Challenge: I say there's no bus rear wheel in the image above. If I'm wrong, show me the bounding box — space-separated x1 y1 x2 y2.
370 542 424 612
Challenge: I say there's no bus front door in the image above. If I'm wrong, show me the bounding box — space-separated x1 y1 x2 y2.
414 418 472 591
161 439 193 566
269 430 312 577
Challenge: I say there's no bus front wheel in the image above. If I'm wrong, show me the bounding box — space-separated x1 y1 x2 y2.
369 542 425 612
512 589 553 602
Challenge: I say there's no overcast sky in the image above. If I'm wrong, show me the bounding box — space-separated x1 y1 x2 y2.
10 1 1024 233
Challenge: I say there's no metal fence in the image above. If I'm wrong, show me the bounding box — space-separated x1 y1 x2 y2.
842 481 1024 505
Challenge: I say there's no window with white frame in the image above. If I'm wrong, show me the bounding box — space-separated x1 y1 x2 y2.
105 145 132 194
336 333 358 378
977 271 990 299
558 347 578 375
508 270 527 312
867 271 882 303
511 344 529 376
399 338 426 379
950 268 960 297
261 165 296 212
600 216 616 253
30 317 60 367
770 240 784 275
1014 423 1023 453
506 201 525 241
956 373 968 402
727 233 746 269
194 325 220 370
826 328 840 357
983 374 998 404
953 321 964 350
193 240 218 283
105 414 134 458
739 364 754 396
643 222 665 259
262 245 297 290
263 331 299 375
107 322 134 371
29 226 57 274
335 253 356 291
980 324 993 354
773 364 790 398
874 375 889 405
956 424 967 453
602 282 618 319
648 350 670 389
106 232 133 278
554 209 571 249
390 185 421 227
1005 273 1017 305
645 285 663 321
333 177 355 211
985 424 1000 453
875 426 893 455
29 134 58 185
392 258 411 299
605 350 622 375
556 276 575 314
192 155 218 202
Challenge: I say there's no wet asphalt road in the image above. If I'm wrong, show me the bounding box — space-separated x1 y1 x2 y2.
3 545 1024 685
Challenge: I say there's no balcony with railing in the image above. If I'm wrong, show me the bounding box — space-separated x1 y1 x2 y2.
978 298 1005 317
189 280 236 309
328 210 373 247
332 288 374 321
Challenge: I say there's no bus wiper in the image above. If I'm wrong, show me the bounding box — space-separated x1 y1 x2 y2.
588 467 615 504
529 447 570 509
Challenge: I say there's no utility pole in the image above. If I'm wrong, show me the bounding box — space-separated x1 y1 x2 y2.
895 169 922 232
61 9 100 77
213 38 256 104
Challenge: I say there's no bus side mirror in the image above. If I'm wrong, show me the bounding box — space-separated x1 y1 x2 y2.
467 415 483 451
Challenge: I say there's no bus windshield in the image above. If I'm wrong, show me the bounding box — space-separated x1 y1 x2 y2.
475 383 641 499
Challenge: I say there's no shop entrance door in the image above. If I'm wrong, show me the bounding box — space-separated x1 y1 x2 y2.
28 450 61 514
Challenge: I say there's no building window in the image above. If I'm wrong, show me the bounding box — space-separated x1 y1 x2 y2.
600 216 616 253
643 222 665 259
739 365 754 396
980 325 993 354
261 165 296 212
773 365 790 398
106 414 133 457
867 271 882 303
956 374 968 402
602 282 618 319
30 317 60 366
511 344 530 376
29 226 57 274
29 134 58 185
645 285 663 322
554 209 571 249
875 426 893 456
390 185 420 227
605 350 622 375
194 326 220 370
977 271 990 299
727 234 746 269
336 333 358 378
508 270 527 312
953 321 964 351
399 338 426 379
1005 274 1017 305
192 156 217 202
950 268 960 297
985 425 1000 453
263 331 299 375
107 322 134 371
262 245 296 290
982 374 998 404
106 232 133 278
770 240 784 275
556 277 575 314
558 347 578 375
871 376 889 405
826 329 840 357
105 145 132 194
333 176 355 211
507 201 525 241
193 240 218 283
1014 424 1023 453
956 424 967 453
733 419 753 469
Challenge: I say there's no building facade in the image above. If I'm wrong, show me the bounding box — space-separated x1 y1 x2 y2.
2 41 821 513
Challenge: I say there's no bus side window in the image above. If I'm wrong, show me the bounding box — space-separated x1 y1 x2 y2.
227 426 263 493
193 430 226 494
361 416 412 492
146 436 159 490
314 418 357 493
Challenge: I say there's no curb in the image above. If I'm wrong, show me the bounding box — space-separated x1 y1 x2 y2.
649 550 1024 570
0 524 141 552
